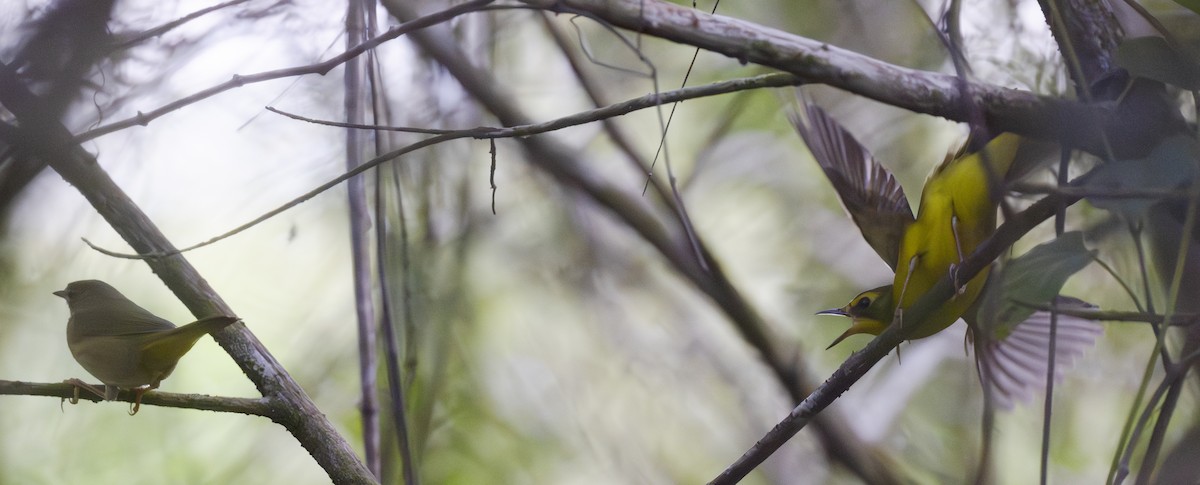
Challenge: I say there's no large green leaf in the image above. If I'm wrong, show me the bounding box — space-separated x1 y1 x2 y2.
975 232 1096 338
1116 36 1200 90
1080 135 1200 219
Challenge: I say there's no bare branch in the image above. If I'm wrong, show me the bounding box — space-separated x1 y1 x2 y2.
82 72 802 259
344 0 381 477
75 0 497 142
0 61 378 484
523 0 1184 159
0 380 273 416
709 191 1076 485
383 1 907 483
107 0 255 52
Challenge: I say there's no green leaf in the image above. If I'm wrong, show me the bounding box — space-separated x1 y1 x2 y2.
1080 135 1200 219
1172 0 1200 17
1116 37 1200 90
976 232 1096 338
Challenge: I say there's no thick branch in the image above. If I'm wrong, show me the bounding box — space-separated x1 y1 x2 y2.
527 0 1184 158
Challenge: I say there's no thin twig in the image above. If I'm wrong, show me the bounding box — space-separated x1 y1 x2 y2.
539 13 673 207
1115 350 1200 483
0 380 274 416
74 0 498 143
344 0 381 477
107 0 255 52
1014 302 1200 326
84 73 803 259
640 0 720 195
489 139 497 215
1011 183 1194 200
267 106 457 134
1132 176 1200 484
549 7 714 270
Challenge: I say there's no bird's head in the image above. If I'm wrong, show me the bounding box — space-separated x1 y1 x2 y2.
816 285 895 349
54 279 127 310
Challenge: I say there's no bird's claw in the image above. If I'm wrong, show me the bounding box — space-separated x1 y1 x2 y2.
949 264 966 295
128 388 149 416
64 378 106 401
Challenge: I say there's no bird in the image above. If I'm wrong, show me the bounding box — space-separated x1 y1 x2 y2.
55 279 239 414
790 101 1101 407
793 101 1019 346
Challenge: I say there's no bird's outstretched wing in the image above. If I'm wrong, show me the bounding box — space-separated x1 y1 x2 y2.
789 101 914 270
974 296 1103 409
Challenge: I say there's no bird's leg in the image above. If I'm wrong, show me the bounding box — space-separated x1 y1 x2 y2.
67 384 80 406
61 379 83 410
128 383 161 416
63 378 106 403
949 212 967 295
128 387 152 416
896 254 920 328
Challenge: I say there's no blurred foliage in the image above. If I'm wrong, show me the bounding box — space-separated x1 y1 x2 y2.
0 0 1198 484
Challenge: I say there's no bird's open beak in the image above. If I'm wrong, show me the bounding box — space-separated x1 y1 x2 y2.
826 327 861 350
53 290 67 299
816 306 860 349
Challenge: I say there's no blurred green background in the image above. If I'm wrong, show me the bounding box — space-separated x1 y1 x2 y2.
0 0 1195 484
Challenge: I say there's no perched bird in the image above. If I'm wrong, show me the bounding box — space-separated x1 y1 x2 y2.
55 279 239 414
790 101 1101 407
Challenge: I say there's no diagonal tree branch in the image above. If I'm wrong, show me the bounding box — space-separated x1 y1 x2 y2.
381 2 900 484
74 0 496 143
710 190 1077 485
0 62 377 485
80 72 806 260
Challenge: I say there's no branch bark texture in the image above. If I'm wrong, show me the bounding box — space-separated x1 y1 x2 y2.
526 0 1185 159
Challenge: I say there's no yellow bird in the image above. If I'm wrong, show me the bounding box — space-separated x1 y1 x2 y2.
790 101 1101 407
792 102 1019 347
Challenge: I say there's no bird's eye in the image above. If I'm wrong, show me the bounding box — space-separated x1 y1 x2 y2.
854 296 872 310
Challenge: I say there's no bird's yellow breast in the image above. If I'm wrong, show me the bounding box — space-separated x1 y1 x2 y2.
891 133 1019 338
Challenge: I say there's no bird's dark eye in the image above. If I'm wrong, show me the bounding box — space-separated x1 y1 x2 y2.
854 296 872 310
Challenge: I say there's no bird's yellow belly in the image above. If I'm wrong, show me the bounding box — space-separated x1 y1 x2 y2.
894 185 997 339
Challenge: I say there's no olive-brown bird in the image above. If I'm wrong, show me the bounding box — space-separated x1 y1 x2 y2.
55 279 239 414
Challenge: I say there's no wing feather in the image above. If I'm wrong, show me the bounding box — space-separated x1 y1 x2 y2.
789 101 914 270
976 296 1103 409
